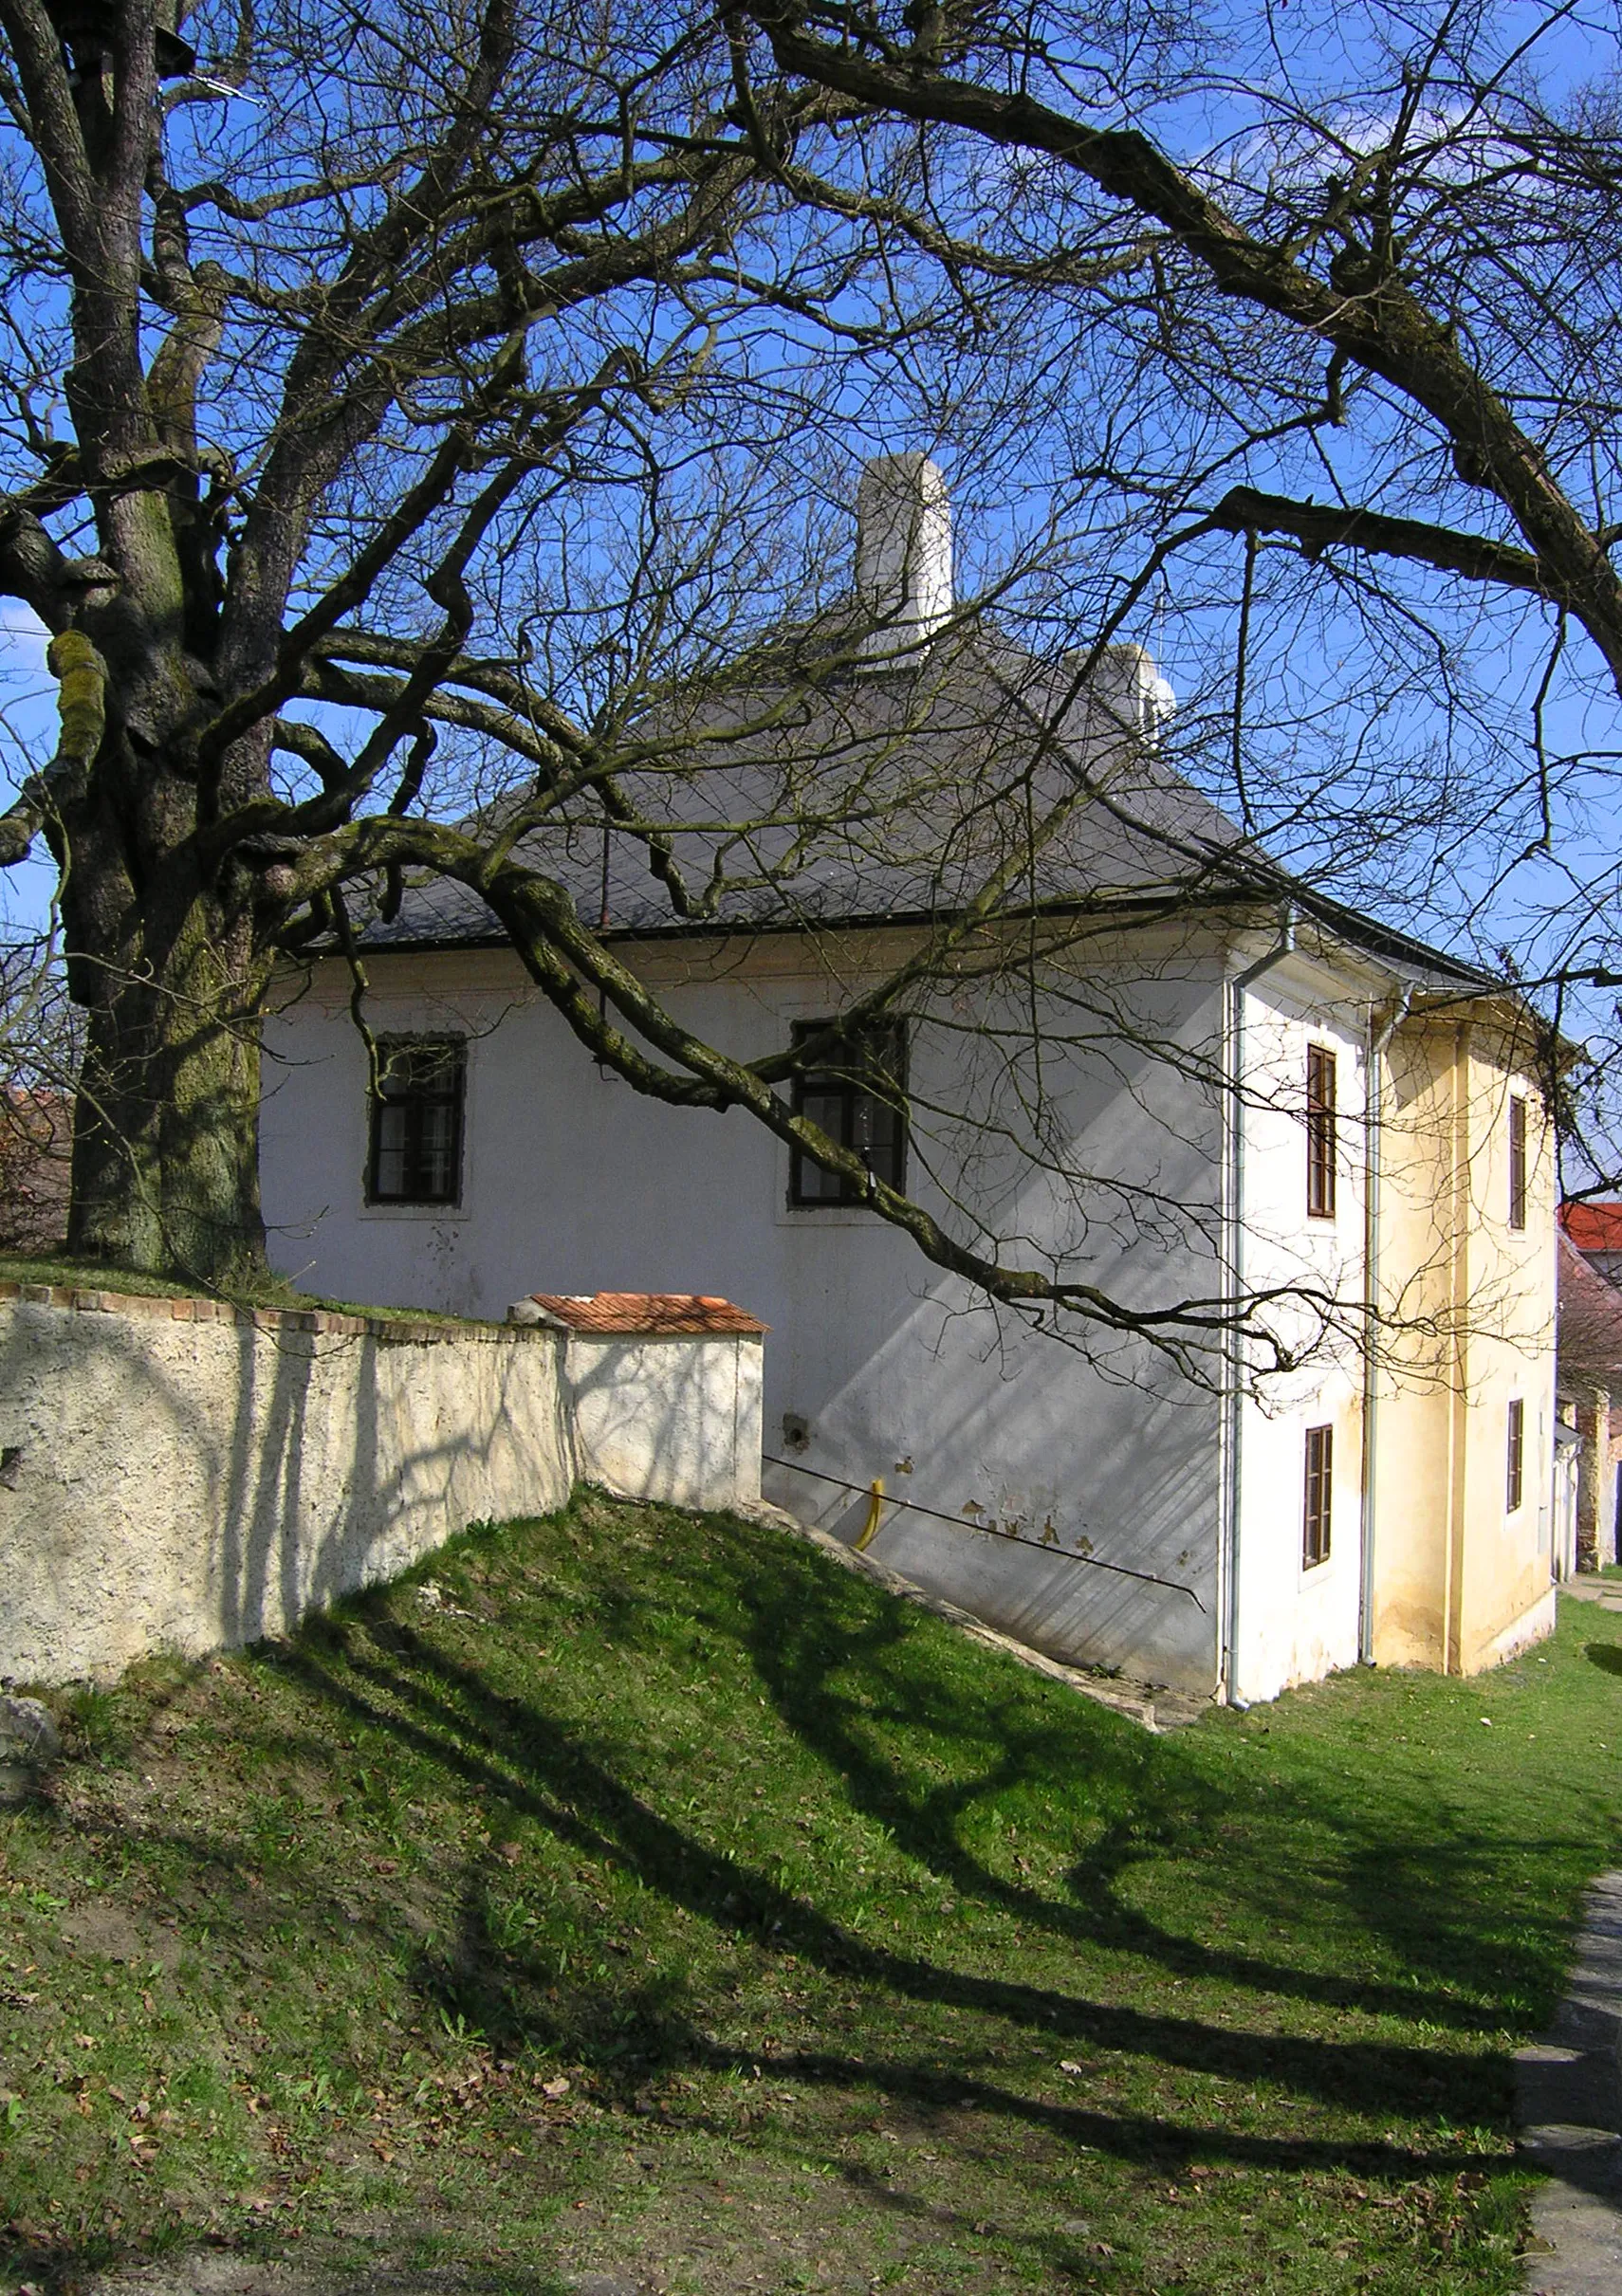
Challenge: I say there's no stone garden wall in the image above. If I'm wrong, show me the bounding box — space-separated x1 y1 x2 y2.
0 1282 761 1684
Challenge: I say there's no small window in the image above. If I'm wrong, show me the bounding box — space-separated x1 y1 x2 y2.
1306 1045 1336 1220
1507 1396 1524 1513
1509 1094 1528 1231
789 1019 907 1206
1303 1424 1333 1568
366 1038 465 1205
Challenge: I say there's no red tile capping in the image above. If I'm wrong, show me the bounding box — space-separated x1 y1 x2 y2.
525 1291 768 1337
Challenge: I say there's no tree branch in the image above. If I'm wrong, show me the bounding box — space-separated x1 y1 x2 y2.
743 4 1622 689
1206 486 1548 594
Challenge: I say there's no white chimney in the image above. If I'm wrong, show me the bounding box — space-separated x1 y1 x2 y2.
1092 642 1176 749
855 452 953 664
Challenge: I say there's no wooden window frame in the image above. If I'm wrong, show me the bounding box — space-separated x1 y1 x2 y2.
365 1037 467 1206
788 1019 908 1208
1303 1423 1334 1570
1306 1044 1337 1221
1508 1094 1528 1232
1506 1396 1524 1514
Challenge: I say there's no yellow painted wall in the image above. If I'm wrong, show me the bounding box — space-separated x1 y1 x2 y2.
1370 1009 1557 1673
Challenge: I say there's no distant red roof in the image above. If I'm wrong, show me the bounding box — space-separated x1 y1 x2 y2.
1560 1202 1622 1253
1559 1230 1622 1388
525 1291 767 1337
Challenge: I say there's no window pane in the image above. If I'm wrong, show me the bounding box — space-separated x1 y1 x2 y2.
1303 1424 1333 1567
373 1105 410 1198
416 1102 457 1200
1509 1096 1527 1231
1507 1397 1524 1513
852 1092 898 1165
368 1038 464 1204
861 1099 902 1185
801 1087 846 1141
1307 1046 1336 1220
794 1088 847 1201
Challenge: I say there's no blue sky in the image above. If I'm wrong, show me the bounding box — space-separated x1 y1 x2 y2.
3 0 1618 1166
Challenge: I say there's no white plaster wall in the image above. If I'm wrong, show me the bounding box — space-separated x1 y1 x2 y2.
1230 966 1370 1703
1 1288 766 1686
263 939 1231 1691
0 1292 573 1683
562 1333 764 1514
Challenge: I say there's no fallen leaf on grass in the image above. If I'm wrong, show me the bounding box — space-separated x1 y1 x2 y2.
541 2075 571 2099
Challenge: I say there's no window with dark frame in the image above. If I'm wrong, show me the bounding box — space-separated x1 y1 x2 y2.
366 1038 466 1206
1306 1044 1337 1221
1303 1424 1334 1569
1509 1094 1528 1231
789 1019 908 1207
1506 1396 1524 1514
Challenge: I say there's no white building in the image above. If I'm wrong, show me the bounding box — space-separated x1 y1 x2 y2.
261 460 1558 1703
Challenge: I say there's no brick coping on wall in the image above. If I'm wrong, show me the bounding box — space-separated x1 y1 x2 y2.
0 1279 543 1348
519 1291 769 1338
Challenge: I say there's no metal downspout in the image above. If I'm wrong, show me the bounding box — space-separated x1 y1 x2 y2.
1358 988 1411 1665
1221 906 1298 1706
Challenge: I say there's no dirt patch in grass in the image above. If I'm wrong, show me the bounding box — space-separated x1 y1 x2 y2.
2 1494 1618 2293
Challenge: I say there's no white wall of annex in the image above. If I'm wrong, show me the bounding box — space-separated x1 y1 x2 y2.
261 940 1230 1688
1229 965 1369 1705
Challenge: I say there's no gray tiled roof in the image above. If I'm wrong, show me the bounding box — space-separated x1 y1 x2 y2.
360 628 1497 996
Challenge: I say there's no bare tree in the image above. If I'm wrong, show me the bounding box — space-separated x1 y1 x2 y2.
0 0 1585 1371
728 0 1622 1063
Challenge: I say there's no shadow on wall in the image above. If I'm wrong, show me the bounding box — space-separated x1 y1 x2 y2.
776 1391 1219 1693
0 1293 576 1683
565 1332 764 1515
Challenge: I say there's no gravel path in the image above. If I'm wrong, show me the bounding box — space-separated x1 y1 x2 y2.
1517 1870 1622 2291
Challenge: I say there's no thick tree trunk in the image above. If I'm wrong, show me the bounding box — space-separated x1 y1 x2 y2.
65 892 270 1289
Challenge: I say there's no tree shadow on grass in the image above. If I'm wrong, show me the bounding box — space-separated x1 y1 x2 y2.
1585 1642 1622 1678
8 1515 1538 2296
275 1601 1504 2175
679 1516 1556 2037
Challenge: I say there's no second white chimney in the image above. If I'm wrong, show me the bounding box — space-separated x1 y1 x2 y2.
855 452 953 664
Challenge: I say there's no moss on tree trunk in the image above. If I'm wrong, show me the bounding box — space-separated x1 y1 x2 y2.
65 894 269 1290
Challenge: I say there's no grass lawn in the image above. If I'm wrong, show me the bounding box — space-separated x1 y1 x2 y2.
2 1493 1620 2295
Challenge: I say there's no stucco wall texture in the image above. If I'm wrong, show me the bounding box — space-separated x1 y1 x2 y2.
562 1334 765 1515
0 1284 760 1685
